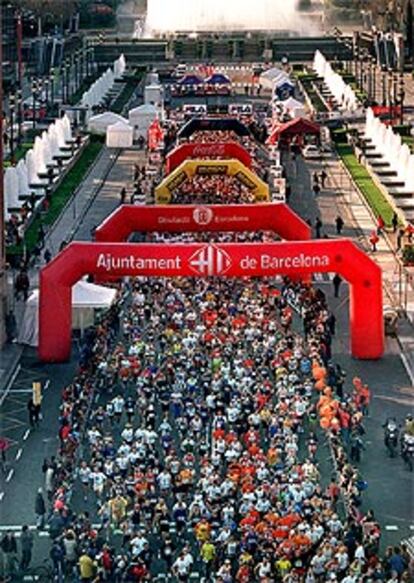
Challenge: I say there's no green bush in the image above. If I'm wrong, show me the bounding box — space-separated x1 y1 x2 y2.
7 140 103 258
112 78 139 114
336 143 395 227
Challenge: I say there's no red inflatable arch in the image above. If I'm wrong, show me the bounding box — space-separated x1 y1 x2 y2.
39 239 383 362
165 142 253 174
94 204 311 243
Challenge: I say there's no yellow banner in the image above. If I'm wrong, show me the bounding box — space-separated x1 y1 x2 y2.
155 159 270 204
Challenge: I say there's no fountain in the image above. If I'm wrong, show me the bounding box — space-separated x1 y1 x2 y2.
16 160 30 198
33 136 47 175
48 124 61 157
145 0 298 33
4 167 20 216
26 149 40 185
114 54 126 78
62 115 72 143
398 144 412 185
41 131 54 167
406 155 414 191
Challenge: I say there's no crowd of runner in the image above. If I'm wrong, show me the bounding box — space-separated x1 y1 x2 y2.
38 257 412 582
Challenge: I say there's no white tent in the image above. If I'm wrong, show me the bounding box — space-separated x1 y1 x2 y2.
128 103 158 139
260 67 291 90
279 96 306 119
106 121 134 148
88 112 129 135
18 281 117 346
144 84 163 107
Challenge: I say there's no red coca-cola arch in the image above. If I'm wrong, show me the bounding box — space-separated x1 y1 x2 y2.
39 240 383 362
94 204 311 243
165 142 253 174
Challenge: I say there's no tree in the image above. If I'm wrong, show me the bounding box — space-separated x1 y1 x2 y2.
13 0 77 24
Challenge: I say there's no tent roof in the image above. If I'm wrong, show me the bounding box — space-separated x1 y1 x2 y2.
267 117 320 143
107 121 134 132
261 67 285 80
28 281 117 309
88 112 128 125
205 73 231 85
129 103 158 114
178 74 203 85
279 97 304 109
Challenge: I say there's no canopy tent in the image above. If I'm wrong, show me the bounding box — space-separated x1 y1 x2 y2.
88 112 129 135
144 84 163 106
178 74 204 86
18 281 117 347
204 73 231 85
260 67 291 90
274 81 295 100
267 117 320 145
277 96 306 119
177 117 250 139
106 121 134 148
129 103 159 138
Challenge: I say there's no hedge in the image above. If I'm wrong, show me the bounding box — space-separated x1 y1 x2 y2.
336 143 395 227
7 138 104 258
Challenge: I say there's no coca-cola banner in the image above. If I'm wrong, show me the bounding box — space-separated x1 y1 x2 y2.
95 204 311 243
155 159 269 204
39 240 383 362
166 142 253 173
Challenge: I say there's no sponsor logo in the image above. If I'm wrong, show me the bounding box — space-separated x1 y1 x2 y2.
166 171 187 192
192 144 226 157
234 171 256 190
193 207 214 226
189 245 232 276
196 164 228 176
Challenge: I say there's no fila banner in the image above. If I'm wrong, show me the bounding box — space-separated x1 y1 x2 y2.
155 159 270 204
39 240 383 362
165 142 253 174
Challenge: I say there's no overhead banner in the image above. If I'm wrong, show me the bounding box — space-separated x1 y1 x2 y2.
177 117 251 139
95 203 311 243
165 142 253 174
155 159 270 204
39 240 383 362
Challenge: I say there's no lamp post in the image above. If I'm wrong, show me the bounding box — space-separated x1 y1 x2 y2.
9 93 15 164
387 67 393 111
65 59 70 102
399 73 405 124
381 67 387 106
371 57 376 103
31 79 37 129
17 89 22 146
50 68 55 107
44 78 49 109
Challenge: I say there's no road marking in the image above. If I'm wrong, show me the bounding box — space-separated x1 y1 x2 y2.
44 380 50 390
0 364 22 407
0 492 4 502
385 525 399 531
400 353 414 386
15 448 23 461
23 429 30 441
6 469 14 482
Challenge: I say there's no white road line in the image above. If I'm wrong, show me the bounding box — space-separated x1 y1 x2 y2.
44 380 50 390
400 353 414 386
6 469 14 483
23 429 30 441
0 492 4 502
385 525 399 531
15 448 23 461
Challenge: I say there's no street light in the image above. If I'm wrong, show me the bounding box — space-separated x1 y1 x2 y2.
381 67 387 106
16 89 22 146
399 73 405 124
44 78 49 108
31 79 37 129
371 57 377 103
9 93 15 163
50 68 55 107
